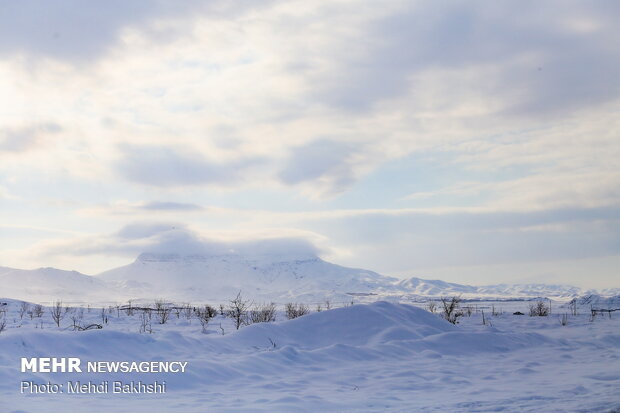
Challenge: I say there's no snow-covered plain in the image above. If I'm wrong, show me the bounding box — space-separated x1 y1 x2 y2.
0 299 618 412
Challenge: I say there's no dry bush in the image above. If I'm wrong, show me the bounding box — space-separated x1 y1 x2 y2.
100 307 108 325
427 301 437 313
182 304 193 320
195 306 212 333
154 300 171 324
285 303 310 320
440 296 461 324
569 299 578 316
529 300 550 317
33 304 44 318
196 305 214 333
0 311 6 333
70 310 84 330
125 300 134 316
139 309 152 334
249 303 277 323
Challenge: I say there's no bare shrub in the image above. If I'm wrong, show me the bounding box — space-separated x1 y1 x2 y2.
51 300 63 327
227 292 251 330
196 306 212 333
19 302 30 320
204 305 217 318
249 303 277 324
154 300 171 324
182 304 193 320
324 300 332 310
70 309 84 330
427 301 437 313
100 308 108 325
285 303 310 320
33 304 44 318
569 299 578 316
139 309 152 334
464 306 473 317
440 296 461 324
529 300 550 317
491 305 500 316
0 311 6 333
125 300 134 316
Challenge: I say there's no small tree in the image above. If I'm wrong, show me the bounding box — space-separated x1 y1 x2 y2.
33 304 44 318
51 300 63 327
227 292 250 330
19 302 30 320
440 296 461 324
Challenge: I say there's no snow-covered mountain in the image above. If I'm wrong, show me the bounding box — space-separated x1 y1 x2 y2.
398 277 478 296
568 294 620 310
1 253 617 304
397 277 589 300
97 252 400 303
0 266 111 303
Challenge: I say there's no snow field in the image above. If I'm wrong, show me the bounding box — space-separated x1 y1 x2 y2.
0 299 618 412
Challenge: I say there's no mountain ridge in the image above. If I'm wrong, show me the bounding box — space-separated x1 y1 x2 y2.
1 253 617 303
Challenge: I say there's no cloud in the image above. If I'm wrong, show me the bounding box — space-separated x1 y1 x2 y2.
139 201 204 211
0 122 61 152
116 144 265 187
305 205 620 279
25 222 322 265
278 139 362 197
0 0 160 61
302 1 620 117
0 0 274 63
1 1 619 289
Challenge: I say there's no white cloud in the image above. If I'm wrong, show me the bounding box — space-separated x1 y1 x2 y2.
1 1 619 287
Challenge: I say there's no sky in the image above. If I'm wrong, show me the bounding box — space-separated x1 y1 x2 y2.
1 0 619 289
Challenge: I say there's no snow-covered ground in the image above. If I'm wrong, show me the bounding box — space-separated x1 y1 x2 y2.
0 299 618 412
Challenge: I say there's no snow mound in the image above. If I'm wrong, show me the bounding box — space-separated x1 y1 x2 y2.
221 301 455 350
